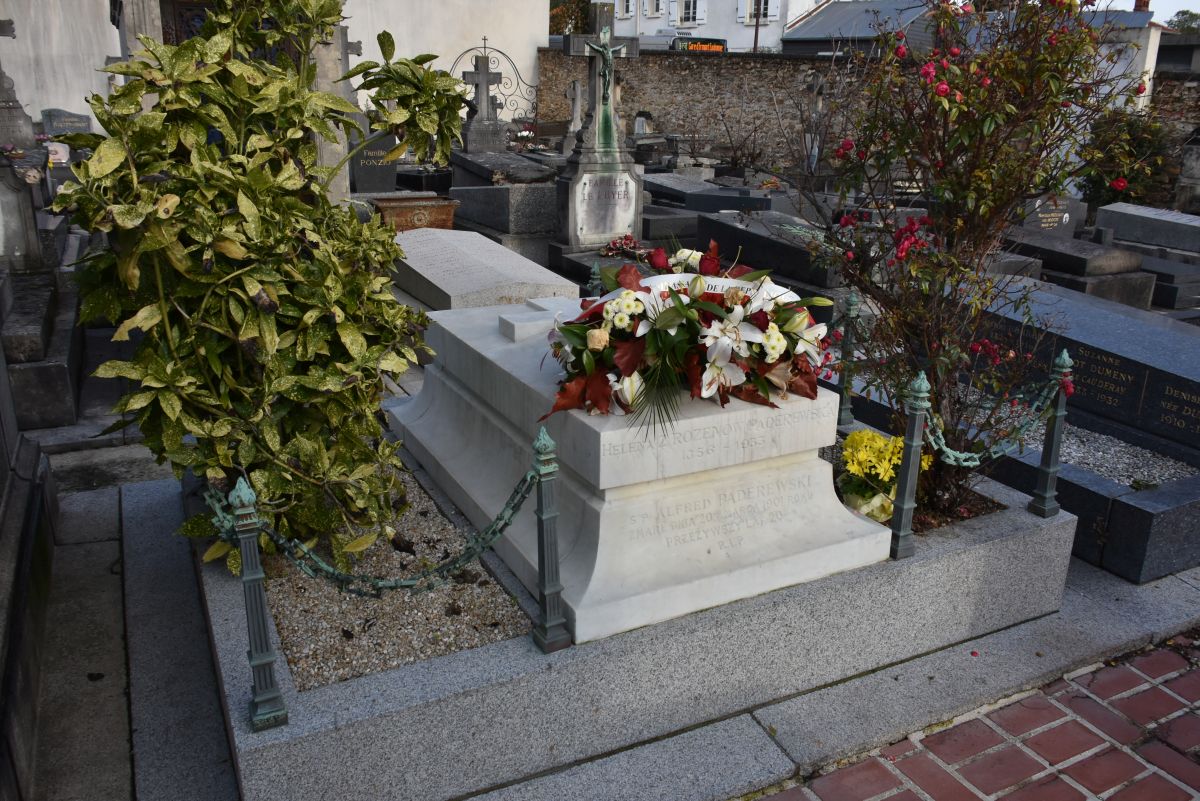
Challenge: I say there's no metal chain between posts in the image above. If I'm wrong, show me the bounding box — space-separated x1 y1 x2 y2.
921 349 1074 469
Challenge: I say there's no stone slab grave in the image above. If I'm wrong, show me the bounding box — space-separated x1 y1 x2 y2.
392 228 576 310
986 279 1200 460
642 203 698 242
1097 202 1200 256
1002 226 1154 309
450 183 556 235
1140 254 1200 309
643 172 771 213
1019 194 1086 236
394 295 890 641
697 210 841 291
449 149 555 188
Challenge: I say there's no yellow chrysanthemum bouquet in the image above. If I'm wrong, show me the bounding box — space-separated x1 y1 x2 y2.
837 429 932 523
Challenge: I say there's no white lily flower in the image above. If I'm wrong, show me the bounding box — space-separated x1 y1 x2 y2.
701 356 746 399
747 278 788 315
699 304 764 360
795 322 828 364
610 371 645 406
673 249 703 269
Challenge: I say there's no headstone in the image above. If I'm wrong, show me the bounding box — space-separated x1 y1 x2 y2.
1140 255 1200 310
1038 268 1156 310
392 228 577 309
560 80 583 156
462 55 507 154
0 163 41 272
1002 227 1141 276
392 297 889 642
39 109 92 138
349 131 399 194
1019 194 1085 236
556 5 643 250
0 62 33 149
986 279 1200 454
1096 203 1200 256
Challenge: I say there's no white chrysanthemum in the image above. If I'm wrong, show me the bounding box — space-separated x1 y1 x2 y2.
613 311 632 331
603 301 618 320
619 297 638 315
763 323 788 363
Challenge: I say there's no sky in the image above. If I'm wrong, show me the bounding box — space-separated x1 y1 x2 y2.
1101 0 1191 25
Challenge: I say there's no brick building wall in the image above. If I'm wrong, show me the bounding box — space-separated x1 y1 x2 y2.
536 48 829 167
1152 73 1200 136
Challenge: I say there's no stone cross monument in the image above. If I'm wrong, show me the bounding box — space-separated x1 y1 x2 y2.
556 3 642 250
560 80 583 155
462 54 507 154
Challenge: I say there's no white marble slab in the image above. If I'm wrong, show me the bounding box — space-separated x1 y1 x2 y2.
392 302 889 641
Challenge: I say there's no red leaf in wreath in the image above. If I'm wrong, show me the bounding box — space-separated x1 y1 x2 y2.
612 337 646 378
647 247 670 272
617 263 646 292
789 357 819 400
539 375 587 420
585 370 613 415
684 349 704 399
727 263 755 279
699 254 720 276
572 301 608 323
732 384 780 409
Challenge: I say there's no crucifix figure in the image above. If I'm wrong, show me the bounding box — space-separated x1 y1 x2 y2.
462 54 502 122
585 27 625 107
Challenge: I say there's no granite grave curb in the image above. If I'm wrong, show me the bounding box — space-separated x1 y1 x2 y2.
196 473 1075 801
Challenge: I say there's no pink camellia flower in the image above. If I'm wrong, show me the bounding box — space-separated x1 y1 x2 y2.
1136 82 1146 95
839 214 855 228
1047 33 1058 46
935 81 951 97
840 137 854 151
845 250 855 261
931 47 941 57
896 30 905 40
981 76 992 87
1109 177 1128 191
949 46 961 57
856 149 867 160
955 91 964 103
941 58 949 68
895 44 908 58
920 62 937 84
961 3 973 12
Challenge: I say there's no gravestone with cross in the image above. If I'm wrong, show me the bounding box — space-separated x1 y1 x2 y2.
462 53 507 154
0 60 34 149
555 2 642 251
560 80 583 155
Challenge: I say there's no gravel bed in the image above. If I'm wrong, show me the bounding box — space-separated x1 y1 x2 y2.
1012 419 1198 488
264 471 529 691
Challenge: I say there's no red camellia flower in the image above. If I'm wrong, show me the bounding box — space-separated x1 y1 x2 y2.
949 46 961 57
1061 100 1071 107
895 44 908 58
896 30 905 40
856 149 867 160
931 47 940 57
920 62 937 84
839 214 855 228
1109 177 1129 191
981 76 992 87
840 138 854 152
935 81 951 97
698 253 720 276
940 58 949 69
1047 33 1058 46
845 250 855 261
955 91 964 103
1136 82 1147 95
647 247 669 271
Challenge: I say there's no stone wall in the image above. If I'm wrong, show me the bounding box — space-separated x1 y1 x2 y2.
537 48 827 167
1153 73 1200 136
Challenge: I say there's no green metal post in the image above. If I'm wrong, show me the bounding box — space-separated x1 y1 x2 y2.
531 428 572 653
229 478 288 731
1029 350 1072 518
838 289 859 427
890 372 930 559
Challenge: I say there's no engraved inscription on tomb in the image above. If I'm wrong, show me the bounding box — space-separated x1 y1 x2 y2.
601 405 835 460
622 473 817 559
1068 343 1144 415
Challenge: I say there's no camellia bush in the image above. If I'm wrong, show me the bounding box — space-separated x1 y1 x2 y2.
53 0 465 568
785 0 1147 516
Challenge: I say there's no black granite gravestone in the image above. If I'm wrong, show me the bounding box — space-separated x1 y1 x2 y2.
39 108 92 137
349 131 398 194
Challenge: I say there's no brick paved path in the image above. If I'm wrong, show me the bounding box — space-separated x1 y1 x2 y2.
762 635 1200 801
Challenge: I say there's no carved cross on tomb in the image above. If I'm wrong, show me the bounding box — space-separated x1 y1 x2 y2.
463 55 503 122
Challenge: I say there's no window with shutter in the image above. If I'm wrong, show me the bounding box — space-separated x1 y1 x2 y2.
767 0 780 21
643 0 663 16
680 0 697 24
695 0 707 24
669 0 679 24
